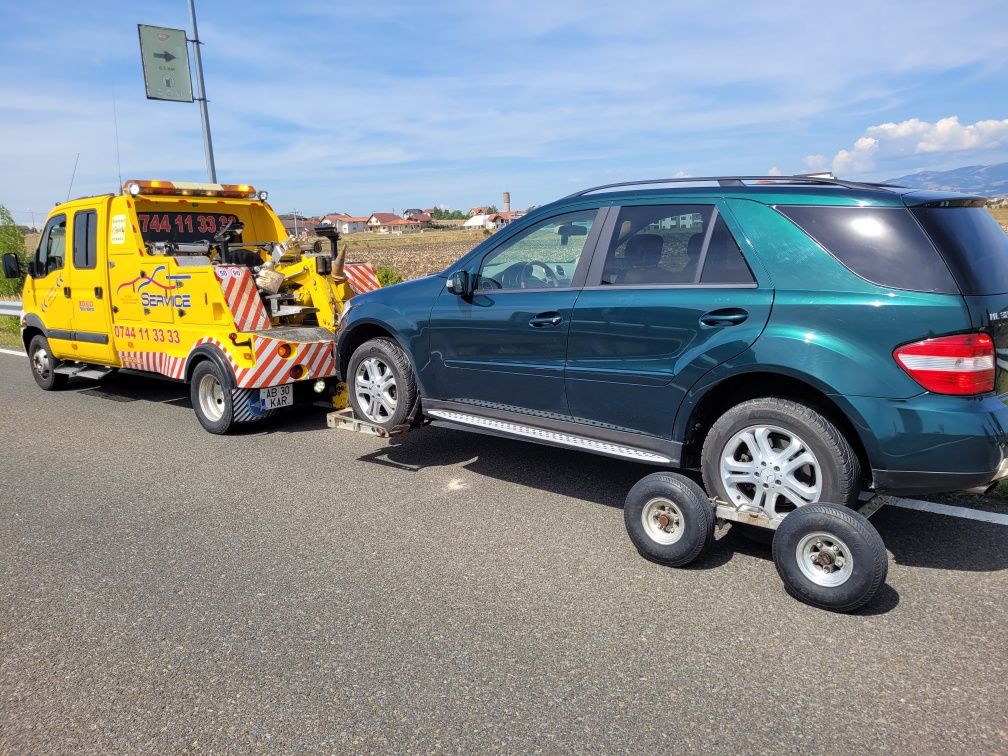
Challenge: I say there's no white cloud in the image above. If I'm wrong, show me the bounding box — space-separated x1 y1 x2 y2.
830 116 1008 175
766 166 782 176
832 136 880 174
802 154 828 171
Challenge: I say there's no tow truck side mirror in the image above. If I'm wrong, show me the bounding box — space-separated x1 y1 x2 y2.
2 253 19 279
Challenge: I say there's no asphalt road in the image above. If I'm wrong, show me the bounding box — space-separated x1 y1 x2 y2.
1 354 1006 753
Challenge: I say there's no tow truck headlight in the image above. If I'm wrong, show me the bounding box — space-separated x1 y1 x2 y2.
313 380 326 393
258 190 269 201
127 182 141 197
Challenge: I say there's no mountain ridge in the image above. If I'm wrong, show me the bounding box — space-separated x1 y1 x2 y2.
884 163 1008 196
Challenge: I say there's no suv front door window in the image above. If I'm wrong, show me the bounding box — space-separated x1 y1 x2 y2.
475 212 595 291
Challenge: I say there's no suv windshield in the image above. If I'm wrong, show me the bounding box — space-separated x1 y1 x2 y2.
911 207 1008 296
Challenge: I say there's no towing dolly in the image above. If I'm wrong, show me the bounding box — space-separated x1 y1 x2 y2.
329 405 891 613
622 472 890 612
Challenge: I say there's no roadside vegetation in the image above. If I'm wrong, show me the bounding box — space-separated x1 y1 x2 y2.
0 204 27 297
0 205 25 348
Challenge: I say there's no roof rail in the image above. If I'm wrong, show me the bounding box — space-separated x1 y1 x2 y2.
562 174 905 199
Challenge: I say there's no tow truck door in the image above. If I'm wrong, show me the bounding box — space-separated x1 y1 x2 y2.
67 205 115 363
30 213 75 359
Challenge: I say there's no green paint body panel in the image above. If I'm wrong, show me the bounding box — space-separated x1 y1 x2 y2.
338 181 1008 494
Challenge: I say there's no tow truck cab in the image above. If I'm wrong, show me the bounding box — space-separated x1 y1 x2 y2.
11 179 367 433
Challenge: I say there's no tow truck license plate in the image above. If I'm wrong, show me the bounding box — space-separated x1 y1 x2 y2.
260 384 293 409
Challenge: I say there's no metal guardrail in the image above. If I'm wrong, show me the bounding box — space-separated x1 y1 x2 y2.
0 300 21 317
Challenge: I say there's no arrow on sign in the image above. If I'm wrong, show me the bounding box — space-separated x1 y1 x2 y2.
153 51 176 62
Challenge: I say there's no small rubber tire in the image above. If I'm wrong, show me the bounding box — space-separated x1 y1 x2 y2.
624 472 715 567
771 502 888 613
190 360 235 435
347 337 418 432
28 334 67 391
701 397 862 512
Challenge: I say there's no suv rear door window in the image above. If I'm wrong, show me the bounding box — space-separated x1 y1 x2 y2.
911 207 1008 295
777 206 958 294
600 205 753 285
699 215 755 285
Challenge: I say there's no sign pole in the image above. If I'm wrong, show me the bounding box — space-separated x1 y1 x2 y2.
187 0 217 183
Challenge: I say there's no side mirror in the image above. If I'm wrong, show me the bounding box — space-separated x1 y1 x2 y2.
2 253 19 279
446 270 473 297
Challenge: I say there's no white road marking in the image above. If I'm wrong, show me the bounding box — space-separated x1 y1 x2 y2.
0 347 25 357
886 496 1008 526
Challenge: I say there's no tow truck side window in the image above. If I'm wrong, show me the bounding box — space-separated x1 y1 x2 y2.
35 214 67 277
72 210 98 270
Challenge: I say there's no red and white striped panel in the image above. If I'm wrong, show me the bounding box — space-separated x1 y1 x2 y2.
192 336 336 389
343 262 381 294
118 350 187 380
214 266 271 331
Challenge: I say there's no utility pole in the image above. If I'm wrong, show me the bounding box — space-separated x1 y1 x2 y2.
187 0 217 182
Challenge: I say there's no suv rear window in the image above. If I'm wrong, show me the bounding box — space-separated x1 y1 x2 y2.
911 207 1008 295
777 206 958 294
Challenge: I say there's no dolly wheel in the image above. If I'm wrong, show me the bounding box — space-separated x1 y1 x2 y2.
772 503 888 613
624 473 715 567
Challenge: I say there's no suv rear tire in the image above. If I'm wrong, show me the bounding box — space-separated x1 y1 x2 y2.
701 397 861 521
347 337 418 432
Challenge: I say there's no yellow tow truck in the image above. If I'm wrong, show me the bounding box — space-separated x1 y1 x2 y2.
2 179 377 433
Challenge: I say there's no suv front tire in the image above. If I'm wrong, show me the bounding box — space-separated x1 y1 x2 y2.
347 337 418 431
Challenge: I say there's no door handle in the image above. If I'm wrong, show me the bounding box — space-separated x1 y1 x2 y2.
94 286 103 299
63 286 71 298
700 308 748 327
529 312 563 328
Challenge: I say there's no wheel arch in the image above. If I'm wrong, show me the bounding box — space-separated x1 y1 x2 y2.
21 313 46 353
183 344 236 388
338 321 398 380
677 368 875 484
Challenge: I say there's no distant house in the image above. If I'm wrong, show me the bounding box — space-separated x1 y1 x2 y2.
322 213 369 235
277 212 320 237
463 213 504 231
367 213 421 234
402 209 434 226
468 206 493 217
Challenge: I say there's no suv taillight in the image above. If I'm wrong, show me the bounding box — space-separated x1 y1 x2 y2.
893 333 995 396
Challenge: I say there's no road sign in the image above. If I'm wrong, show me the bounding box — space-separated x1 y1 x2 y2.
137 24 193 103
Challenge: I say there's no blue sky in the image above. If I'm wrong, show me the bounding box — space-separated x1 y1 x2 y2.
2 0 1008 224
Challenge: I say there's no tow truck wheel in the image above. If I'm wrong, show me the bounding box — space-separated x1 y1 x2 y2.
28 335 67 391
347 337 418 432
771 502 887 613
624 473 715 567
190 361 235 434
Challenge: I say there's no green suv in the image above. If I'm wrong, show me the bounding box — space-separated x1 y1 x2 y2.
337 175 1008 517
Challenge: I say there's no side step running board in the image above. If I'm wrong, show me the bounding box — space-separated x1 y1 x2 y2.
55 364 114 380
426 409 672 464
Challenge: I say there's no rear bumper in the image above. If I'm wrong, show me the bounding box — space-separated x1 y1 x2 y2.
872 461 1008 496
845 392 1008 495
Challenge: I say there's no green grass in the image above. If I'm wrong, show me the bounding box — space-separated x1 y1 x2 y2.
0 315 22 349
